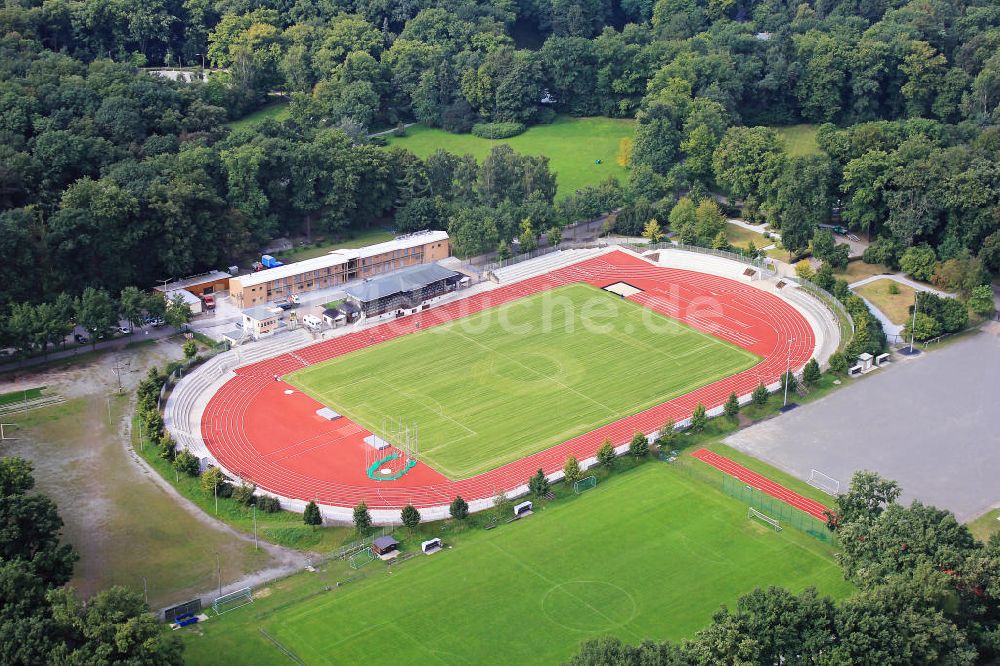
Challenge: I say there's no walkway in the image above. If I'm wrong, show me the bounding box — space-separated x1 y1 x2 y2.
849 273 957 337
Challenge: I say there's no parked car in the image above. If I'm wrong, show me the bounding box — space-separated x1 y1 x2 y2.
202 294 215 310
117 326 132 335
149 317 165 327
74 333 88 344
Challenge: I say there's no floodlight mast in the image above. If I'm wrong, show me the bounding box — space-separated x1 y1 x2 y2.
908 291 919 353
782 337 795 407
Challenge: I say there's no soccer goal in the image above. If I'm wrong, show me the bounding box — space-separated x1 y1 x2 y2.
349 548 375 570
747 507 782 532
807 469 841 496
574 475 598 494
212 587 253 615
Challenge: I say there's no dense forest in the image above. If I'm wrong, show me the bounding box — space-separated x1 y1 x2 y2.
1 0 999 313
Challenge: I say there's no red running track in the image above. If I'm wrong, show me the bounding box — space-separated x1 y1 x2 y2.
200 250 816 511
691 448 830 520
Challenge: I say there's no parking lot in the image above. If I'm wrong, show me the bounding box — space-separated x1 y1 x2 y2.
725 326 1000 522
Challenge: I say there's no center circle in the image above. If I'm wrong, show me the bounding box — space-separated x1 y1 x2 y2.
541 581 637 632
495 352 563 383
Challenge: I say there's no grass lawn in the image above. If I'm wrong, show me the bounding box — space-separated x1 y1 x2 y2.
835 260 892 283
225 101 291 131
968 509 1000 543
287 284 758 478
180 463 852 666
0 386 44 406
384 116 635 199
854 278 915 326
774 124 822 157
274 229 396 263
725 223 769 250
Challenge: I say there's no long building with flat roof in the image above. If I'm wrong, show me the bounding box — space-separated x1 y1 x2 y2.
228 230 450 308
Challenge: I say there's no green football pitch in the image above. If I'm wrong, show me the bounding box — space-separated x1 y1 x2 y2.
286 284 759 478
180 464 853 665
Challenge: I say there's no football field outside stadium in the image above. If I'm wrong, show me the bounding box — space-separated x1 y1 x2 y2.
181 463 853 665
286 284 759 478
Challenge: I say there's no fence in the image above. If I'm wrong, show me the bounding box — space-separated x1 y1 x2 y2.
612 240 779 278
786 276 855 349
720 475 835 544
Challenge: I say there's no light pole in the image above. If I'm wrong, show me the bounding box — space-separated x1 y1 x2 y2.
782 337 795 407
253 505 258 551
908 291 920 354
143 576 148 604
216 552 222 597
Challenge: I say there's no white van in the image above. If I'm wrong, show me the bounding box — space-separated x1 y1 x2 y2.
302 314 323 331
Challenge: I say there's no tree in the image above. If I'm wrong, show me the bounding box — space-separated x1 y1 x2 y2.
751 382 769 406
0 457 35 496
232 483 256 506
182 340 197 359
617 137 633 168
548 226 562 247
968 285 994 316
528 469 550 497
597 440 616 468
802 358 821 385
723 392 739 419
352 501 371 533
795 260 816 280
689 402 708 432
449 496 469 520
642 218 663 244
118 286 146 332
628 432 649 458
833 471 901 525
563 456 582 485
164 293 191 331
903 312 941 342
400 504 420 529
492 489 511 520
712 127 784 200
200 466 224 497
77 287 117 347
497 239 510 261
518 218 537 252
899 245 937 281
172 449 200 477
656 419 677 449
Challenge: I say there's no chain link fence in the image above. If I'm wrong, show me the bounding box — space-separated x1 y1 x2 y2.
720 475 836 545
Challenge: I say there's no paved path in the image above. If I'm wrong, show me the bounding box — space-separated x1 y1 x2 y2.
367 123 416 138
727 218 780 239
848 273 957 336
724 327 1000 522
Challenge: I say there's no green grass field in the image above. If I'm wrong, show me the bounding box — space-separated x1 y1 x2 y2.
287 284 758 478
180 463 853 665
774 124 822 157
384 116 635 199
225 101 291 131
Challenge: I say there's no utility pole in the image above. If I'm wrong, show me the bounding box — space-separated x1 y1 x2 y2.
782 337 795 407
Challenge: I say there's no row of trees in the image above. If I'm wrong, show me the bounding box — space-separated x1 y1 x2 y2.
572 470 1000 664
0 287 190 358
0 456 182 664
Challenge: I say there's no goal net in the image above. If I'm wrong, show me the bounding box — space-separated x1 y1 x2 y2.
573 475 598 494
349 549 375 570
807 469 841 496
747 507 782 532
212 587 253 615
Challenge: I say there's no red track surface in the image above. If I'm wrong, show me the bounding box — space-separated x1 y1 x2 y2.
201 250 815 510
691 448 830 520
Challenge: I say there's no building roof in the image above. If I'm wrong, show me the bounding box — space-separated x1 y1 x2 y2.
343 263 460 303
165 289 202 306
232 231 449 289
155 271 232 292
373 535 399 549
242 306 277 321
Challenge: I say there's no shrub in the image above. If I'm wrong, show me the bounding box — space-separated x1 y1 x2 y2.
200 466 225 497
182 340 197 359
656 419 677 448
899 244 936 281
751 382 769 406
471 122 526 139
780 370 798 392
304 501 322 528
256 495 282 512
172 449 200 477
968 285 995 316
628 432 649 458
392 122 406 137
449 495 469 520
690 403 708 432
232 482 256 506
795 260 816 280
597 440 616 469
888 282 900 295
828 351 849 374
353 501 372 533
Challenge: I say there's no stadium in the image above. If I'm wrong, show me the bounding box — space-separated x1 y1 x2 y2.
165 246 841 523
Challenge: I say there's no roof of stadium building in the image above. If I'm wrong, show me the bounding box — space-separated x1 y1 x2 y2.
231 230 449 289
343 263 460 303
